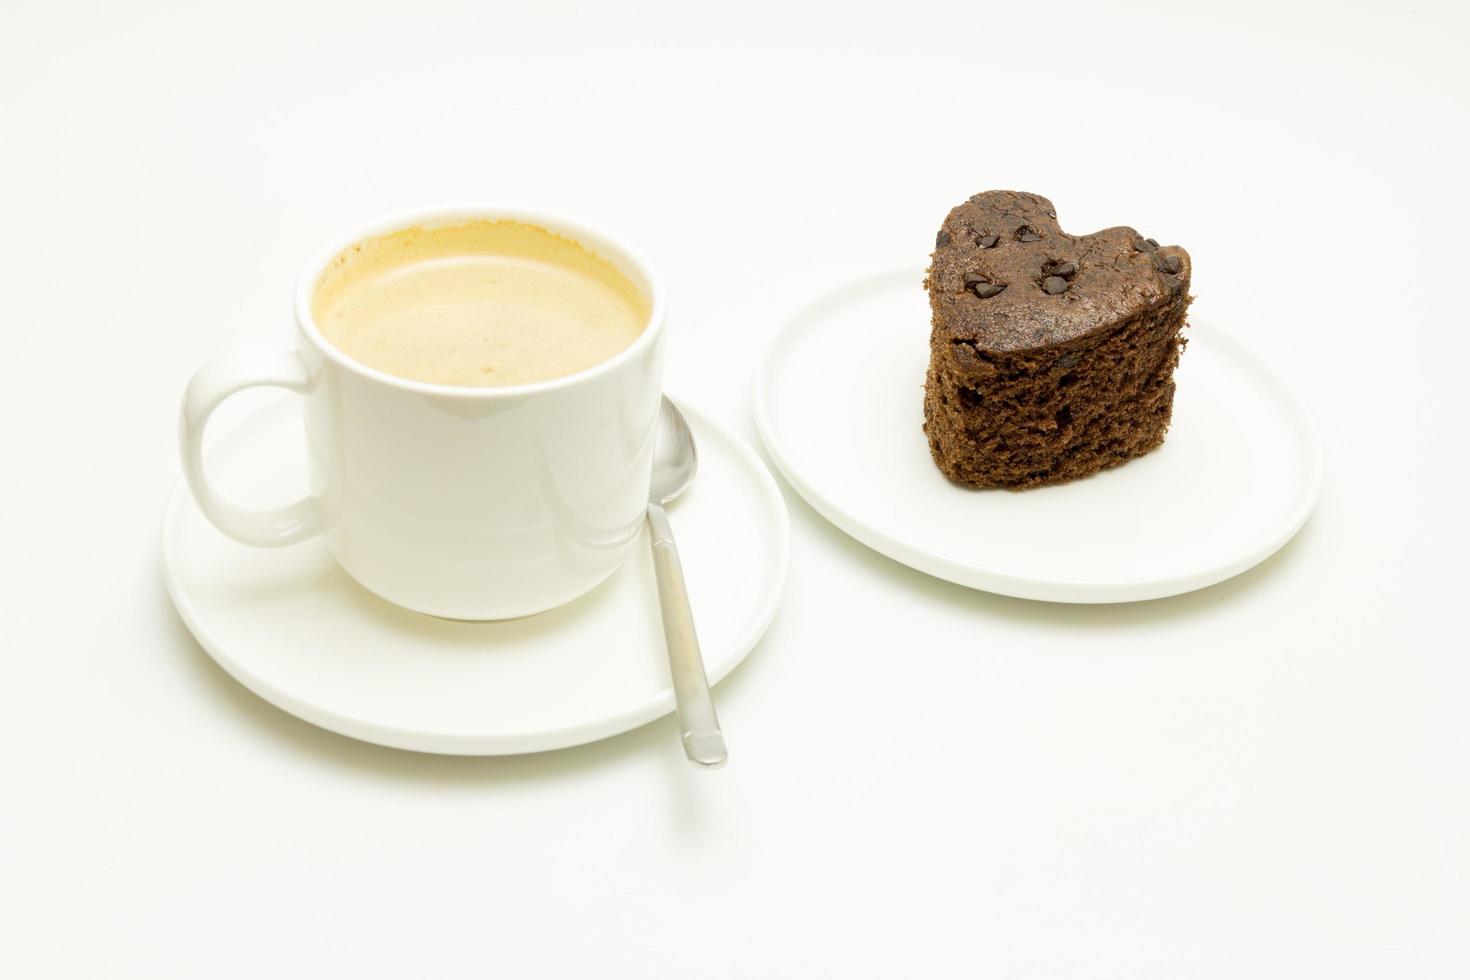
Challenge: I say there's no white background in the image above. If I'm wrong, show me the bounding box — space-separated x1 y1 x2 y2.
2 0 1467 976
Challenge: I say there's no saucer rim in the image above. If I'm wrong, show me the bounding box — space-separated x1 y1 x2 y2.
162 395 791 755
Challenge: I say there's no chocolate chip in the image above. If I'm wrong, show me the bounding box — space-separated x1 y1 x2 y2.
1048 260 1077 279
975 233 998 249
1147 238 1160 248
966 274 1005 298
1133 237 1157 253
936 229 951 247
1042 276 1069 295
1158 254 1182 274
1017 226 1041 242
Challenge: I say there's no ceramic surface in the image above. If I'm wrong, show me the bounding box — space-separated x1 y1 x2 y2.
179 206 666 619
755 265 1323 603
164 397 789 755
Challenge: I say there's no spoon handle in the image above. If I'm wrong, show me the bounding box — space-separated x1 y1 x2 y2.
646 503 727 768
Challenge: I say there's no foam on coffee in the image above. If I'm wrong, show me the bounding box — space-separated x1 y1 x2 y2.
313 220 649 388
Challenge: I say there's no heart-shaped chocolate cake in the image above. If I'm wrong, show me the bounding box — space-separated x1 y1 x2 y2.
924 190 1191 489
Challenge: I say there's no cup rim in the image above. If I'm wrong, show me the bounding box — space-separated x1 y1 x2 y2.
293 204 667 399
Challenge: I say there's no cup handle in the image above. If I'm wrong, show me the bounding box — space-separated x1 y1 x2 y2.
179 348 321 547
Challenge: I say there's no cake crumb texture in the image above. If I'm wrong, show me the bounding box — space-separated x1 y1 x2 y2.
923 191 1191 490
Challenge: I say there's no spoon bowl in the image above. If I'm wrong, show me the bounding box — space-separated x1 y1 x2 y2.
650 395 698 505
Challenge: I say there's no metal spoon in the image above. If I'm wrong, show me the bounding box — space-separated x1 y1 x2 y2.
647 396 727 768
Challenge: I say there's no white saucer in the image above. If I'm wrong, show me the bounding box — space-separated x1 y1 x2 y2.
163 397 790 755
754 265 1323 603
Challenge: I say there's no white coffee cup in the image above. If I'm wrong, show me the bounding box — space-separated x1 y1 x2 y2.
179 206 666 620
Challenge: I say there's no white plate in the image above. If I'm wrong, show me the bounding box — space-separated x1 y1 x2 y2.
754 265 1323 603
163 397 790 755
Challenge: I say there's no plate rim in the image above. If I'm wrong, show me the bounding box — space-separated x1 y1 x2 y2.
162 395 791 755
753 263 1324 603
